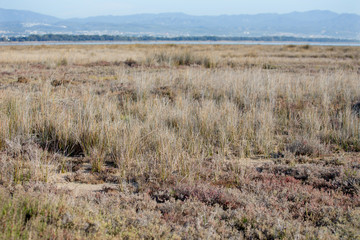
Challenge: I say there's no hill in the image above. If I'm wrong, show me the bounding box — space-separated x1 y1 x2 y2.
0 8 359 39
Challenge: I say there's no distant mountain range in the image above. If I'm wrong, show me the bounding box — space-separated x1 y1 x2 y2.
0 8 359 39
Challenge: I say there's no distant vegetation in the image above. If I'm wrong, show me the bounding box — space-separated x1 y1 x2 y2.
1 34 358 43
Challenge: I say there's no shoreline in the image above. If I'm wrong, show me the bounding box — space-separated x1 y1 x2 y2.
1 40 360 46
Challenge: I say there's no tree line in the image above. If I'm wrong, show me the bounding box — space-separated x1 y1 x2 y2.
0 34 356 43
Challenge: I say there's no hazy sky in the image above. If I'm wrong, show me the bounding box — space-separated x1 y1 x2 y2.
1 0 359 18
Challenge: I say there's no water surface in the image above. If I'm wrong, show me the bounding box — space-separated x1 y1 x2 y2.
1 41 359 46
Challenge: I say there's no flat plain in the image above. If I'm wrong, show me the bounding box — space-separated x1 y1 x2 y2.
0 44 359 239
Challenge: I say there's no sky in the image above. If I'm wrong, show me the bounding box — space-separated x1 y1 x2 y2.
0 0 359 18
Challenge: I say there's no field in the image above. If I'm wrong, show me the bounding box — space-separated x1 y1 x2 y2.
0 44 359 239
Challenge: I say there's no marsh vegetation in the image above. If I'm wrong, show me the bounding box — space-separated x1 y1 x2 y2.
0 44 359 239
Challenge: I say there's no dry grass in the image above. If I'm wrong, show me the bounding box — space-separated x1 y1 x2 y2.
0 44 359 239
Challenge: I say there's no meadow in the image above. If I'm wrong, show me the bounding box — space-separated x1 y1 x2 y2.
0 44 359 239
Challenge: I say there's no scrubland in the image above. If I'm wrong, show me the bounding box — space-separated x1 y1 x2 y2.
0 44 359 239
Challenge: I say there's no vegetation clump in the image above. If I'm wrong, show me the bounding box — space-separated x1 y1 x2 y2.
0 44 359 239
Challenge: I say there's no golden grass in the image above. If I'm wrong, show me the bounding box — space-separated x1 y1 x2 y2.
0 44 359 239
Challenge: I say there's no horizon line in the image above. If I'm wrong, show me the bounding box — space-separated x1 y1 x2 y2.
1 7 359 20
